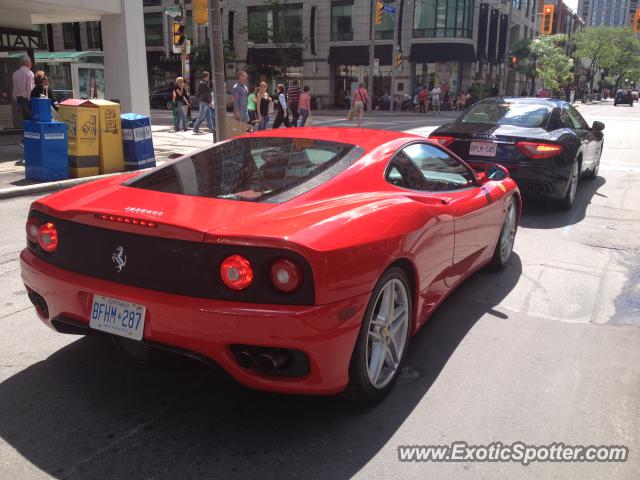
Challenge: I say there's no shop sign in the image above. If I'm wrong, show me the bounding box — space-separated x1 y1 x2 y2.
0 27 41 51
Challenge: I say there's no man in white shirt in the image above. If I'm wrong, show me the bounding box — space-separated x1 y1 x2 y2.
12 55 34 121
430 86 442 115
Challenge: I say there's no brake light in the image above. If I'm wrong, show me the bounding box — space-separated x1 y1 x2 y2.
515 141 563 159
37 222 58 253
26 216 41 243
270 258 303 293
429 135 455 147
95 214 158 228
220 254 254 291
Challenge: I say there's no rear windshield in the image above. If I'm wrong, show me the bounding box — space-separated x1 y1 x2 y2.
129 137 364 203
460 101 553 128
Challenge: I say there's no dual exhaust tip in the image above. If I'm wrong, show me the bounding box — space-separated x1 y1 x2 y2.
234 347 290 373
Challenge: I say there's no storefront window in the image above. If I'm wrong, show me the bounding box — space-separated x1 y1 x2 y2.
415 62 460 98
86 22 102 50
63 23 76 50
375 0 395 40
78 67 105 99
413 0 474 38
37 63 73 101
247 4 303 44
144 12 164 47
331 1 354 41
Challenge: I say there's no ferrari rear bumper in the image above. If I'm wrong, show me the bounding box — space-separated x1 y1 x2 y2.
20 249 368 395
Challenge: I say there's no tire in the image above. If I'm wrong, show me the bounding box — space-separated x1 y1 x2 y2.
559 160 579 210
347 267 412 405
614 102 617 106
166 100 173 110
586 146 602 180
489 197 517 270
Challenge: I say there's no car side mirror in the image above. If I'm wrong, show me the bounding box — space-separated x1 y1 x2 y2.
485 164 509 182
592 121 605 131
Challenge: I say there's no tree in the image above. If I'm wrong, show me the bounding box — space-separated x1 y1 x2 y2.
510 35 573 94
190 40 235 79
574 27 624 89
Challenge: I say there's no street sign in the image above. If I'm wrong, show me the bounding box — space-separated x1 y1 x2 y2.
164 5 181 17
383 4 396 15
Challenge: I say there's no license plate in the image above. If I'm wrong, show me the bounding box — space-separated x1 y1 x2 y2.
469 141 497 157
90 295 146 341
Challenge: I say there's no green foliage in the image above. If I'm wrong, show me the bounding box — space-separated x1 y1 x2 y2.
190 41 234 79
574 27 640 86
511 35 573 91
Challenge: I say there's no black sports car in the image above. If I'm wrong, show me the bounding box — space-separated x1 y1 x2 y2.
429 98 604 209
614 90 633 107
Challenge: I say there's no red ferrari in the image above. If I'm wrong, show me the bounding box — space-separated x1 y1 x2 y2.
21 127 520 403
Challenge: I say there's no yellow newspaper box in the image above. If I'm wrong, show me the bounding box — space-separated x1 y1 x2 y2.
86 99 124 174
59 99 99 178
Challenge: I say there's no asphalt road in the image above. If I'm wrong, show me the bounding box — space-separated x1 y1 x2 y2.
1 102 639 479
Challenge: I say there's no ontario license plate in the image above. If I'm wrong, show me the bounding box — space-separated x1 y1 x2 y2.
469 141 497 157
90 295 146 341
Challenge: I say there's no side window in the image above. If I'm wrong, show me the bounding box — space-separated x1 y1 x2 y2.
566 106 589 130
385 143 476 192
560 108 574 129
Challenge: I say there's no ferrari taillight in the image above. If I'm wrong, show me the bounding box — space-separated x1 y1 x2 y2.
37 222 58 253
429 135 455 147
515 141 563 159
220 254 254 291
270 258 303 293
95 214 158 228
26 216 41 244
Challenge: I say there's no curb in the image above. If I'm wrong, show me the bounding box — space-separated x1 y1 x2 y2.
0 171 128 200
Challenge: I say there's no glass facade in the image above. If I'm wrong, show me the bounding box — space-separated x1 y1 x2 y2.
247 4 303 44
62 23 76 50
413 0 474 38
331 1 354 41
144 12 164 47
86 21 102 50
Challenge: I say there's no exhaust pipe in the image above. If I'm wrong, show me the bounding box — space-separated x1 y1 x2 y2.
235 350 255 369
256 352 288 372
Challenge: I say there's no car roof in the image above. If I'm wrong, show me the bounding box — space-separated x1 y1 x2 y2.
246 126 419 151
479 96 567 108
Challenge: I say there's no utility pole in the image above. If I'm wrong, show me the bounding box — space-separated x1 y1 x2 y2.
389 0 403 111
500 0 513 95
208 0 228 141
367 0 376 112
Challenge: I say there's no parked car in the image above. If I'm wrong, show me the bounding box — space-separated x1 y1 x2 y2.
630 90 639 101
20 127 519 404
430 97 604 210
614 90 633 106
149 86 175 110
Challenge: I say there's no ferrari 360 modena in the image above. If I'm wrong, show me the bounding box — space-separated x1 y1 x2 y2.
21 127 520 404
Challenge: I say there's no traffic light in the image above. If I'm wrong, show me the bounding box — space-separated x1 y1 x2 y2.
376 0 384 25
396 51 402 68
634 9 640 32
173 17 185 48
542 4 554 35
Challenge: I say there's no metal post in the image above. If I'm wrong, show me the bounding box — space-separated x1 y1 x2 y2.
367 0 376 112
500 0 513 95
389 1 402 111
208 0 227 141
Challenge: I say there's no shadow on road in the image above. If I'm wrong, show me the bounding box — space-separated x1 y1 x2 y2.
519 176 606 229
0 255 522 479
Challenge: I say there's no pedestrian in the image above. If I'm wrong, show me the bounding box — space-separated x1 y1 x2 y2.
272 84 291 129
172 77 189 132
248 85 258 125
30 70 59 113
430 84 442 115
418 85 427 113
287 80 301 127
257 82 272 131
192 71 214 134
352 82 368 128
299 85 312 126
456 91 466 111
570 88 576 104
12 55 34 121
233 70 249 124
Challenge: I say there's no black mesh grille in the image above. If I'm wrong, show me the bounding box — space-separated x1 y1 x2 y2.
29 211 315 305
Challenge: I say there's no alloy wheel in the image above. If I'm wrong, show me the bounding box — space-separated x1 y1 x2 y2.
365 278 409 389
500 200 517 264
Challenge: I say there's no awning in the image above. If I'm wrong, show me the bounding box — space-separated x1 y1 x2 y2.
9 51 104 61
409 42 476 63
246 47 303 67
327 45 393 65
